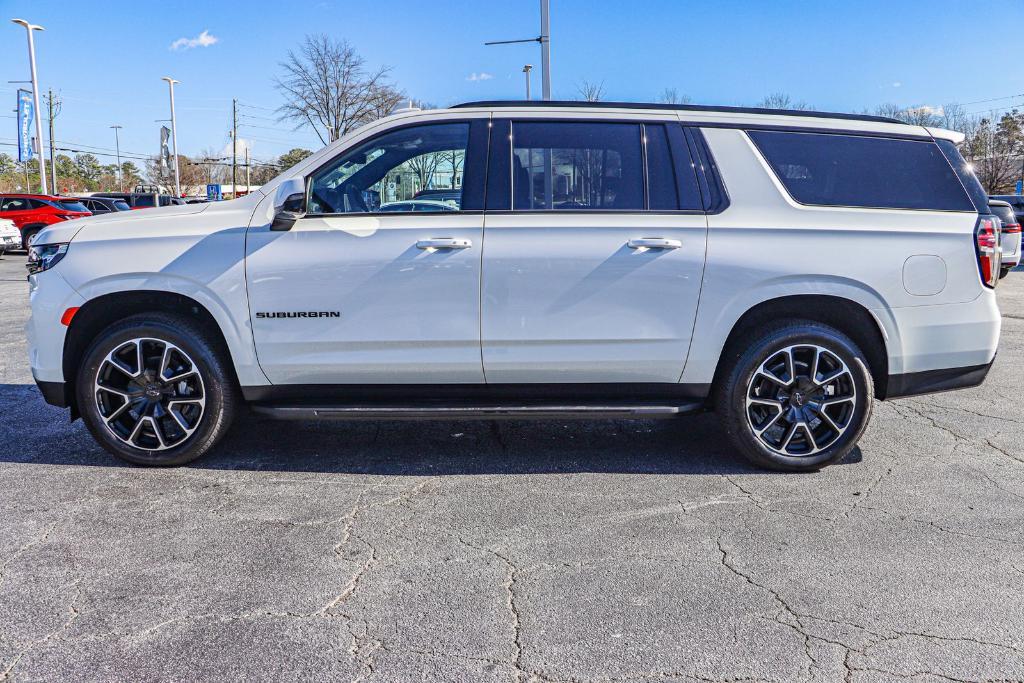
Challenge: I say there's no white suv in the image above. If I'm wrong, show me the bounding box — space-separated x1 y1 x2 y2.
25 101 1002 471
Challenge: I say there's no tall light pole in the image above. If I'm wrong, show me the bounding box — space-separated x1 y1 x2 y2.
161 76 181 197
110 125 123 192
539 0 551 100
523 64 533 100
485 0 552 101
11 19 47 194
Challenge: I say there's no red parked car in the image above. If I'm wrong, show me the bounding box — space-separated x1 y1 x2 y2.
0 194 92 250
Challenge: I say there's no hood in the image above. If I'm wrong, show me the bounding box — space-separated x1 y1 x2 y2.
33 197 260 248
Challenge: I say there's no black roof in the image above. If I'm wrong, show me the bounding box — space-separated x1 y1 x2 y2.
452 100 903 125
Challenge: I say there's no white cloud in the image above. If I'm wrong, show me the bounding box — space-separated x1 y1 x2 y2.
220 137 253 158
892 81 902 88
170 30 219 51
466 72 494 82
909 104 943 117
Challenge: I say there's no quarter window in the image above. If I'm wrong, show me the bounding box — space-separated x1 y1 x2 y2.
749 130 975 211
511 122 644 211
308 123 470 214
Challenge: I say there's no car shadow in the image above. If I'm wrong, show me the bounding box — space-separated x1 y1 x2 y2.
0 383 861 475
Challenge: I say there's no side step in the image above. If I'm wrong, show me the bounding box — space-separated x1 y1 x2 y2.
251 402 705 421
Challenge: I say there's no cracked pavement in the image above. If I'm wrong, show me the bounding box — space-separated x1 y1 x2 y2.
2 254 1024 682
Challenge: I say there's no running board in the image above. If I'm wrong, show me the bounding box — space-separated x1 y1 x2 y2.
251 402 705 421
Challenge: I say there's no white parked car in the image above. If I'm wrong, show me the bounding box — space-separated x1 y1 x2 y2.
989 199 1021 277
0 218 19 254
25 101 1002 471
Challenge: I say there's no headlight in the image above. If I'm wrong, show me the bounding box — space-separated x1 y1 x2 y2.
26 243 69 276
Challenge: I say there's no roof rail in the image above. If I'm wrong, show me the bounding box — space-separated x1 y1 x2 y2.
451 100 903 125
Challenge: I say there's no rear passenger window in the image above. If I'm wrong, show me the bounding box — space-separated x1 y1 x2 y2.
645 124 679 210
511 122 644 211
749 130 975 212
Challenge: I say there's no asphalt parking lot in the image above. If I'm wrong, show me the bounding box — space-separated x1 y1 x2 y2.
2 254 1024 683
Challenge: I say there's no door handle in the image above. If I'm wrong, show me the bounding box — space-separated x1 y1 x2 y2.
628 238 682 249
417 238 472 250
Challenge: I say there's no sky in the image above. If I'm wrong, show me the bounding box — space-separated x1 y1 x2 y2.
0 0 1022 168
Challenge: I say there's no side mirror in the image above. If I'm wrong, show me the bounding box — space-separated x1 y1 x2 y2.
271 177 306 231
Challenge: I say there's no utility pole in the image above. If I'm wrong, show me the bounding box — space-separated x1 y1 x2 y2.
484 2 551 101
231 98 237 199
47 88 56 192
523 65 533 100
110 125 123 192
12 19 47 194
244 146 250 194
161 76 180 197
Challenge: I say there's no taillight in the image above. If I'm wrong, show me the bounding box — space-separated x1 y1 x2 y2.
1003 222 1022 234
975 215 1001 288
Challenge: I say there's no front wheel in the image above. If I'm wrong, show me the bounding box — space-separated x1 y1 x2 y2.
715 322 874 471
76 313 239 466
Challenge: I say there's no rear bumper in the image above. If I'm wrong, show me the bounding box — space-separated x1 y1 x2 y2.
884 359 994 399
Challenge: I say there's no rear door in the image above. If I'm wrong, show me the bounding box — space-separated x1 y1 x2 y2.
480 118 708 383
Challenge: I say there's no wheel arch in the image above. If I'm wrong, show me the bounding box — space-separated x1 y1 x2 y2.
709 294 891 400
62 290 240 417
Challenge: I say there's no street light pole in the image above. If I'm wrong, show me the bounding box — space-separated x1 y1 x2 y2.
110 125 123 192
161 76 181 197
11 18 47 194
485 1 552 101
523 65 533 100
539 0 551 100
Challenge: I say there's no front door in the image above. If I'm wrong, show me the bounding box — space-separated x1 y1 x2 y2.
481 119 708 384
246 118 489 385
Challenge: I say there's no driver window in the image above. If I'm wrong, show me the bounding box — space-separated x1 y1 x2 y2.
308 122 469 215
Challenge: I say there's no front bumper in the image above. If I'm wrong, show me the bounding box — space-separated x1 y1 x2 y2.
35 378 69 407
27 269 84 384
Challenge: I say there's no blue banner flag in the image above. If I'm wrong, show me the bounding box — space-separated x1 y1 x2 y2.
17 89 34 163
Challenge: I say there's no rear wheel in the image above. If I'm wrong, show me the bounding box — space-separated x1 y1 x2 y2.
715 322 874 471
21 225 44 251
1000 265 1012 279
76 313 239 466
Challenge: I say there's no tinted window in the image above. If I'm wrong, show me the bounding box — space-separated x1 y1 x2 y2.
309 123 470 215
511 122 643 211
750 131 975 211
133 195 155 207
1 198 28 211
28 199 51 210
991 204 1016 225
645 124 678 210
113 200 131 211
58 200 89 212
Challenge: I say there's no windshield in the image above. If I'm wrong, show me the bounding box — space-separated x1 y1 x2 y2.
58 200 89 213
112 200 131 211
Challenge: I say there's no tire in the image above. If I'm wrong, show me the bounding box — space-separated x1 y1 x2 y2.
1000 266 1012 279
714 321 874 472
75 312 239 466
21 225 44 251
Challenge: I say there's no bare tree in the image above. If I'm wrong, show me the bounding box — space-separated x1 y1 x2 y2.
757 92 813 111
275 35 404 145
658 88 691 105
406 153 441 193
576 80 605 102
962 111 1024 193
